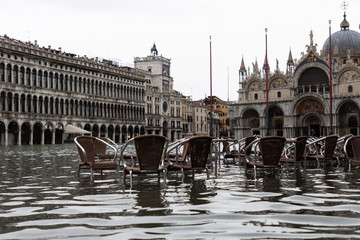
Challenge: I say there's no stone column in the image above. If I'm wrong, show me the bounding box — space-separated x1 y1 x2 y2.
52 130 55 145
5 127 8 146
18 129 21 145
41 129 45 145
30 129 33 145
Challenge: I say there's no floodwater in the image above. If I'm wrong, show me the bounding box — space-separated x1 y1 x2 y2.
1 144 360 239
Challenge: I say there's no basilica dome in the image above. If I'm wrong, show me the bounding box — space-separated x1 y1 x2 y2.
322 13 360 57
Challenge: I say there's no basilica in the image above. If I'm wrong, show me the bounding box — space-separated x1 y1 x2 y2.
228 12 360 139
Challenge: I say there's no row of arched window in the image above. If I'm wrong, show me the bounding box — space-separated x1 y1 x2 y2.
0 62 145 101
0 91 145 120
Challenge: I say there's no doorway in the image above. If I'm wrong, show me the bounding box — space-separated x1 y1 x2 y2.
310 124 320 137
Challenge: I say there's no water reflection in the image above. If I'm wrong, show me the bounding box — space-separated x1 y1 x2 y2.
1 144 360 239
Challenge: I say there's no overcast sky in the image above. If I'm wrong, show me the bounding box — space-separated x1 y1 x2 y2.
1 0 360 101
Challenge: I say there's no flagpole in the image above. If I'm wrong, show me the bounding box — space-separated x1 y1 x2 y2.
209 35 213 137
265 28 269 136
329 20 333 135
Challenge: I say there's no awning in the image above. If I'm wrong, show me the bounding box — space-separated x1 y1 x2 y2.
64 125 91 134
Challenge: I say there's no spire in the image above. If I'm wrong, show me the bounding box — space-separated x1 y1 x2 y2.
240 56 246 72
239 56 247 85
286 48 294 75
151 43 158 56
253 59 259 75
287 49 294 65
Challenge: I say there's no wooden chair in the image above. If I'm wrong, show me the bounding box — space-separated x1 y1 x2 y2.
75 136 119 180
245 136 286 177
167 140 190 164
306 135 339 166
120 135 169 186
238 136 258 160
280 136 308 168
344 136 360 170
167 136 213 180
332 134 352 164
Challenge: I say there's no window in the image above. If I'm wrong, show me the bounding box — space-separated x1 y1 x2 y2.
277 91 281 98
348 85 353 93
254 93 258 99
0 63 4 82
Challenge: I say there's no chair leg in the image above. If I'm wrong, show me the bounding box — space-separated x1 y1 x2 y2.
254 166 257 178
206 167 209 179
163 169 167 184
130 170 133 187
90 169 94 181
77 166 81 177
181 168 185 182
116 166 121 181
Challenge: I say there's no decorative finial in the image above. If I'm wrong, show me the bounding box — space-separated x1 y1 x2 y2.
265 28 268 33
210 35 211 41
329 19 331 25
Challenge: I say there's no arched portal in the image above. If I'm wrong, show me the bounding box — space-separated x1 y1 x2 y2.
108 125 114 140
92 124 99 137
8 121 19 145
115 125 121 143
84 124 91 133
33 122 42 145
21 122 31 145
55 123 64 144
134 125 139 137
338 101 359 136
294 98 325 136
242 108 260 136
267 105 284 136
121 125 127 143
303 115 321 137
100 124 107 137
0 121 5 145
44 123 53 144
128 125 133 140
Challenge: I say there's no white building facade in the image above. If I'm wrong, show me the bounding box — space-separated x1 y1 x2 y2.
134 44 182 141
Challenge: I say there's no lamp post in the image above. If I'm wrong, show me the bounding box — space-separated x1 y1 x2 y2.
209 35 213 137
265 28 270 136
329 20 333 135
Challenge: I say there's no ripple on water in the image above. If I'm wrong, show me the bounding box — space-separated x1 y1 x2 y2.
1 144 360 239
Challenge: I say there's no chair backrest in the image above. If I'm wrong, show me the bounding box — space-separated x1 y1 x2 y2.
324 135 339 158
95 137 109 155
244 136 256 155
351 136 360 161
134 135 168 170
180 142 190 161
259 136 286 166
295 136 308 162
188 136 212 168
75 136 97 164
221 140 230 153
